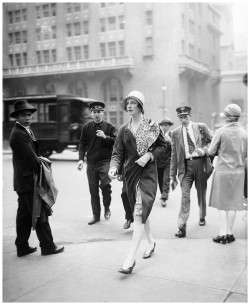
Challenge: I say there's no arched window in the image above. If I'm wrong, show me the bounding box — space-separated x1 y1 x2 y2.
101 77 123 127
36 81 55 94
67 80 87 97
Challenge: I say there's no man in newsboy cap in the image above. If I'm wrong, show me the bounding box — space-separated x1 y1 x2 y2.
77 100 117 225
170 106 213 238
9 100 64 257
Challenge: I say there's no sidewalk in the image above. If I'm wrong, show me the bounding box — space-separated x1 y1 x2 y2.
3 237 247 302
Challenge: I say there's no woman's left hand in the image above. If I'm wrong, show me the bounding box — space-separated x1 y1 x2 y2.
135 153 151 167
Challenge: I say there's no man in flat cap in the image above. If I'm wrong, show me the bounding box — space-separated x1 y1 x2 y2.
9 100 64 257
170 106 213 238
77 101 117 225
157 117 174 207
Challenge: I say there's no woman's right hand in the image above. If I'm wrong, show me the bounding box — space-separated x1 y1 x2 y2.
108 167 118 180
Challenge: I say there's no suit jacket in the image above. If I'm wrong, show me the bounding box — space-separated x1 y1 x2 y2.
170 122 213 184
9 123 41 193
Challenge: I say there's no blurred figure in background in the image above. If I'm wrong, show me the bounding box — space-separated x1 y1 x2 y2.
157 117 173 207
208 104 247 244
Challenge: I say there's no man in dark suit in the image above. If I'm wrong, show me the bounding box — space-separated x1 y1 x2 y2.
157 117 173 207
170 106 213 238
9 100 64 257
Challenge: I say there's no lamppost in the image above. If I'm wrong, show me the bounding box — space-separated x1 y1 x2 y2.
162 83 167 117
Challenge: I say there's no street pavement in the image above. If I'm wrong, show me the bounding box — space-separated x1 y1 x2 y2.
2 150 248 302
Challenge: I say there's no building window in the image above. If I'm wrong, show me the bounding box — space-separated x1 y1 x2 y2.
119 15 125 29
43 4 50 17
83 21 89 34
9 54 14 67
100 3 106 8
15 10 21 23
145 37 153 56
8 12 13 23
15 32 21 44
44 29 50 40
189 43 195 57
15 53 21 66
74 46 81 60
51 3 56 16
108 17 116 31
36 51 41 64
66 3 72 13
22 31 27 43
9 33 13 44
67 47 72 61
100 43 106 58
83 3 89 10
51 26 56 39
22 9 27 21
83 45 89 59
108 42 116 57
51 49 57 62
43 50 50 63
66 24 72 37
100 18 106 32
36 6 41 19
119 41 125 56
23 53 27 65
36 28 41 41
146 10 153 26
74 22 81 36
189 19 195 35
74 3 81 12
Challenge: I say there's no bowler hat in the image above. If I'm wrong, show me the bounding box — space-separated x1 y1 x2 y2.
220 104 241 118
176 106 191 116
10 100 37 118
159 117 174 126
89 101 105 111
121 90 145 111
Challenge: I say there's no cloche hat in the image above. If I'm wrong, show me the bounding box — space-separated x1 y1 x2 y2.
10 100 37 118
159 117 174 126
121 90 145 111
220 104 241 118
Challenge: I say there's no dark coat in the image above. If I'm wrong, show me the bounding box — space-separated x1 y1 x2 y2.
110 120 170 223
9 123 41 193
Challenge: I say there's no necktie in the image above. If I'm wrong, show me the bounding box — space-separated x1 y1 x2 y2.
186 128 195 154
27 127 35 139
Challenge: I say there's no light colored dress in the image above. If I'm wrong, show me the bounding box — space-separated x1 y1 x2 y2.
208 122 247 210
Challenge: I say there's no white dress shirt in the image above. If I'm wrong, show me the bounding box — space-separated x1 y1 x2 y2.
182 122 198 158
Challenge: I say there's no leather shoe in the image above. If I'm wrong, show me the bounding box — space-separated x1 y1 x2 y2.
17 246 37 257
118 261 136 274
213 235 227 244
227 234 235 243
41 245 64 256
104 209 111 220
199 218 206 226
175 229 186 238
88 218 100 225
143 242 156 259
123 219 132 229
161 199 167 207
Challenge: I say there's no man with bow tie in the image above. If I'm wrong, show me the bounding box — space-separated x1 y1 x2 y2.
77 101 117 225
9 100 64 257
170 106 213 238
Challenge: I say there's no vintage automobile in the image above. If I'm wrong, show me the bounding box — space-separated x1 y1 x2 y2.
3 94 99 157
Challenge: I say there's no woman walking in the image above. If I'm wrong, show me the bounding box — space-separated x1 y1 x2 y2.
208 104 247 244
109 91 170 273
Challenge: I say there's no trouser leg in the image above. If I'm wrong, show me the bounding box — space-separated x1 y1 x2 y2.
15 193 32 249
121 181 133 221
87 168 101 219
194 159 207 219
99 171 112 210
161 164 170 200
36 216 55 250
178 162 194 231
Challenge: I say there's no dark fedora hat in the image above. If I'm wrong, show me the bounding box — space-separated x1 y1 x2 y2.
159 117 174 126
89 101 105 111
10 100 37 118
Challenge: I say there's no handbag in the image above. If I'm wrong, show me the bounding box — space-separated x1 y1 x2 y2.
204 156 214 179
